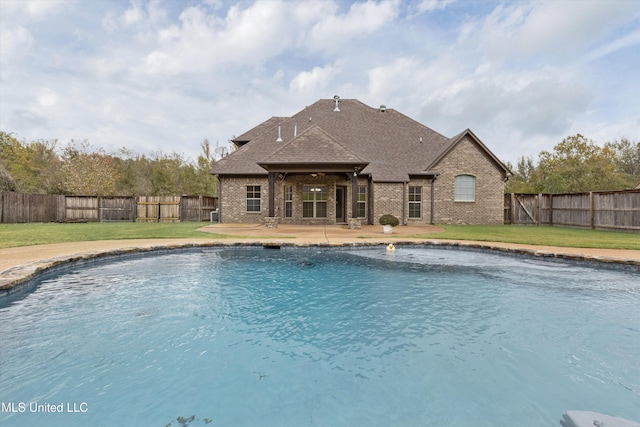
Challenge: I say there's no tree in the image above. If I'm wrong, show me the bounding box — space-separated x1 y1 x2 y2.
61 140 119 195
505 156 537 193
534 134 633 192
194 139 218 196
606 138 640 179
2 131 222 196
0 131 64 193
113 149 154 196
0 162 16 191
111 145 217 196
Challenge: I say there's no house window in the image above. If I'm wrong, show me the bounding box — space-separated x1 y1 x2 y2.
408 186 422 218
454 175 475 201
302 185 327 218
246 185 261 212
357 185 367 218
284 185 293 218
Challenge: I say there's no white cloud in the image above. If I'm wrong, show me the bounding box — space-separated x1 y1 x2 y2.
305 0 400 51
584 28 640 62
0 0 66 64
137 1 297 76
123 2 144 26
477 0 640 61
0 0 637 166
37 89 58 107
0 25 32 58
289 62 343 94
417 0 456 13
1 0 66 19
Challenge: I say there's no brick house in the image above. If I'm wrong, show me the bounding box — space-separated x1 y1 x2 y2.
210 97 510 227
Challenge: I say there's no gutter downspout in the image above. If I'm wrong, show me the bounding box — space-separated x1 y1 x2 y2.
430 174 439 225
216 175 222 223
402 181 407 225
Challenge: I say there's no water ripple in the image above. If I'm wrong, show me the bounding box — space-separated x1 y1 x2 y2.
1 247 639 426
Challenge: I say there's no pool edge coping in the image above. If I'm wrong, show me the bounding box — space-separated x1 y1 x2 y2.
2 240 639 297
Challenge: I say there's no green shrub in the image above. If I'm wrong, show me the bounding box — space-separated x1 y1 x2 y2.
378 214 399 227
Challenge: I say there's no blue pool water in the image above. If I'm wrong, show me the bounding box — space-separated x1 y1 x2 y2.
0 246 639 427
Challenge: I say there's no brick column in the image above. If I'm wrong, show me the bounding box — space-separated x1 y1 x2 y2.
264 216 278 229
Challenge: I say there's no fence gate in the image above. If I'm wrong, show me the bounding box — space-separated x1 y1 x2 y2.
100 197 135 222
506 194 541 225
136 196 181 222
180 196 218 221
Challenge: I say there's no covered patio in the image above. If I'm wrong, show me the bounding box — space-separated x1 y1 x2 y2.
258 125 370 229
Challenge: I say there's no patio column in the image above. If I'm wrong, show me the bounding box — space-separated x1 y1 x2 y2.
268 172 276 217
351 171 358 219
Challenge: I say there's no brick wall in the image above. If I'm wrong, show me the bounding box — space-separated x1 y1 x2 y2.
219 176 268 223
431 136 505 224
371 182 403 225
405 178 433 225
219 174 367 224
370 179 434 226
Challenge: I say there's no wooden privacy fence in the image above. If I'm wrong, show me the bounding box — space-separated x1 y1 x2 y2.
181 195 218 222
505 189 640 231
1 192 217 223
136 196 180 223
0 192 65 223
136 196 218 222
65 196 137 222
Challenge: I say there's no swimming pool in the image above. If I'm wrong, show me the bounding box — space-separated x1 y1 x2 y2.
1 246 639 426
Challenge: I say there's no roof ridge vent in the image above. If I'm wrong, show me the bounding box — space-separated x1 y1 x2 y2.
333 95 340 112
379 104 386 112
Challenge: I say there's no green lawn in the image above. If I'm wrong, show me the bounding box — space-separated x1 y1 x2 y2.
0 222 638 250
421 225 640 250
0 222 223 249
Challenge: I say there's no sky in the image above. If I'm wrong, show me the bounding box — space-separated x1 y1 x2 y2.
1 0 639 165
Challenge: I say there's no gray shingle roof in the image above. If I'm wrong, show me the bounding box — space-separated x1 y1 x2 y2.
211 98 509 182
232 116 286 146
259 125 367 167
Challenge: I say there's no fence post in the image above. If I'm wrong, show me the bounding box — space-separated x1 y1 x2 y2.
589 191 595 229
510 193 515 225
549 194 553 226
537 193 542 226
58 195 65 222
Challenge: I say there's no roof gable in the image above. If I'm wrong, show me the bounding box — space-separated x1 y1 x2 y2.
259 125 367 166
428 129 511 177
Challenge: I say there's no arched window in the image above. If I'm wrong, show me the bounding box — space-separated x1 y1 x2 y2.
454 175 475 201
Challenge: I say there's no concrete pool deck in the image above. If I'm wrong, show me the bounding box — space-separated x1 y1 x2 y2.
2 223 640 294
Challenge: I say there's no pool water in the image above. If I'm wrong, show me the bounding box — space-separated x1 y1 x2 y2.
1 247 639 426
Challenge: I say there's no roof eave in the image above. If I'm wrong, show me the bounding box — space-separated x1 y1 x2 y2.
258 161 369 173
